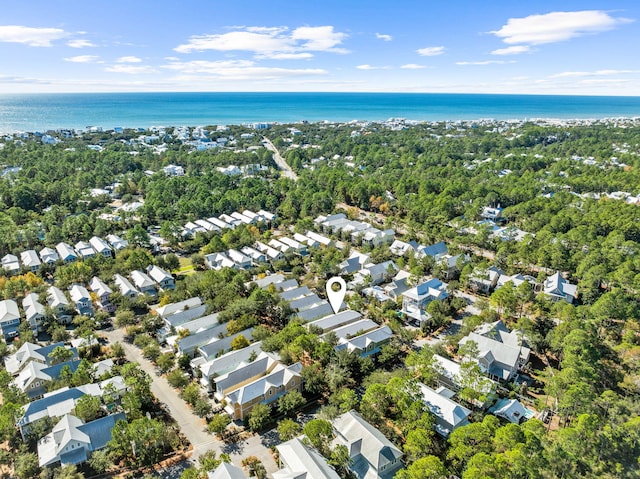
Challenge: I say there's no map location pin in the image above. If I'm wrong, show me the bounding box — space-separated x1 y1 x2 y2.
326 276 346 315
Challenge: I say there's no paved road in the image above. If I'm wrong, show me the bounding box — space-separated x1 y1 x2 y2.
100 328 279 475
262 137 298 181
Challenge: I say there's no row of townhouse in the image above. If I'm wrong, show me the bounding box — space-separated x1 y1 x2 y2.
1 235 129 276
182 209 276 237
113 264 175 301
314 213 395 247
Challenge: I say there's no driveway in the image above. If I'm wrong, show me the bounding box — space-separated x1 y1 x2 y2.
101 328 279 475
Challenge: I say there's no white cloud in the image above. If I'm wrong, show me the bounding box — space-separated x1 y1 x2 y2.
491 45 531 55
116 56 143 63
376 33 393 41
105 64 157 74
67 39 96 48
256 52 314 60
64 55 100 63
0 25 68 47
162 59 327 79
417 46 445 56
401 64 427 69
356 64 390 70
491 10 632 45
174 25 348 57
550 69 637 78
456 60 515 65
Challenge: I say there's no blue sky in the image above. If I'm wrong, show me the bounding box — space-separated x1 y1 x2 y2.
1 0 639 95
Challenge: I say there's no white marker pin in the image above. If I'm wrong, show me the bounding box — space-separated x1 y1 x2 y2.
326 276 346 315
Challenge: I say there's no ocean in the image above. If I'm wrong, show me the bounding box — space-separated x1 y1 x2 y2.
1 92 640 133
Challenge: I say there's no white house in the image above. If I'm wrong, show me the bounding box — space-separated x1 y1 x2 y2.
69 284 94 317
130 270 157 297
56 242 78 263
543 272 577 303
20 250 41 272
401 278 449 324
0 299 21 340
37 413 125 467
39 247 60 265
147 265 175 290
417 383 471 438
74 241 95 259
1 254 20 275
22 293 46 334
89 236 113 258
275 437 341 479
332 410 404 479
105 234 129 251
113 274 138 299
47 287 72 323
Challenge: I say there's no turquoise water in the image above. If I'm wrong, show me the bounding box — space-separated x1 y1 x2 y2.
1 92 639 133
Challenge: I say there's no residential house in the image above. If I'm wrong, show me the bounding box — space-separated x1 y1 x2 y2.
296 302 335 322
401 278 449 324
15 360 81 399
207 217 233 230
113 274 138 299
39 247 60 265
361 228 395 247
352 261 397 288
205 252 236 270
543 272 577 303
208 462 248 479
1 254 20 275
279 237 308 255
289 294 326 313
130 270 157 298
23 293 46 334
88 277 115 313
219 213 241 227
293 233 318 249
37 413 126 467
154 297 202 318
5 342 76 375
231 211 254 225
226 249 252 269
197 341 264 391
417 383 471 438
56 242 78 263
254 241 285 261
489 398 534 424
0 299 21 340
329 319 379 343
335 326 393 357
74 241 95 259
305 230 334 248
69 284 94 317
197 328 255 362
47 287 72 323
176 322 229 358
147 265 175 290
332 410 404 479
469 266 504 294
212 351 279 401
383 270 412 300
481 206 504 221
195 219 219 233
339 251 371 275
416 241 448 261
20 250 41 272
496 273 538 290
240 246 266 264
257 209 276 223
459 321 530 382
162 304 208 329
89 236 113 258
274 437 341 479
105 234 128 251
432 354 496 408
268 238 291 254
307 310 362 333
224 362 302 420
389 239 419 256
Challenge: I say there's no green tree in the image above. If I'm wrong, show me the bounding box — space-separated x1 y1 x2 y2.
248 404 271 431
303 419 334 456
277 390 305 418
277 418 302 441
396 455 447 479
231 334 250 350
208 414 231 436
167 369 190 389
73 394 102 422
48 346 75 365
14 452 40 479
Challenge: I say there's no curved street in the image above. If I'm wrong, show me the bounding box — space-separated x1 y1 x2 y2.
100 328 278 474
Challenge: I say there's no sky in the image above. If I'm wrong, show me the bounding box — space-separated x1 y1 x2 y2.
1 0 639 95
